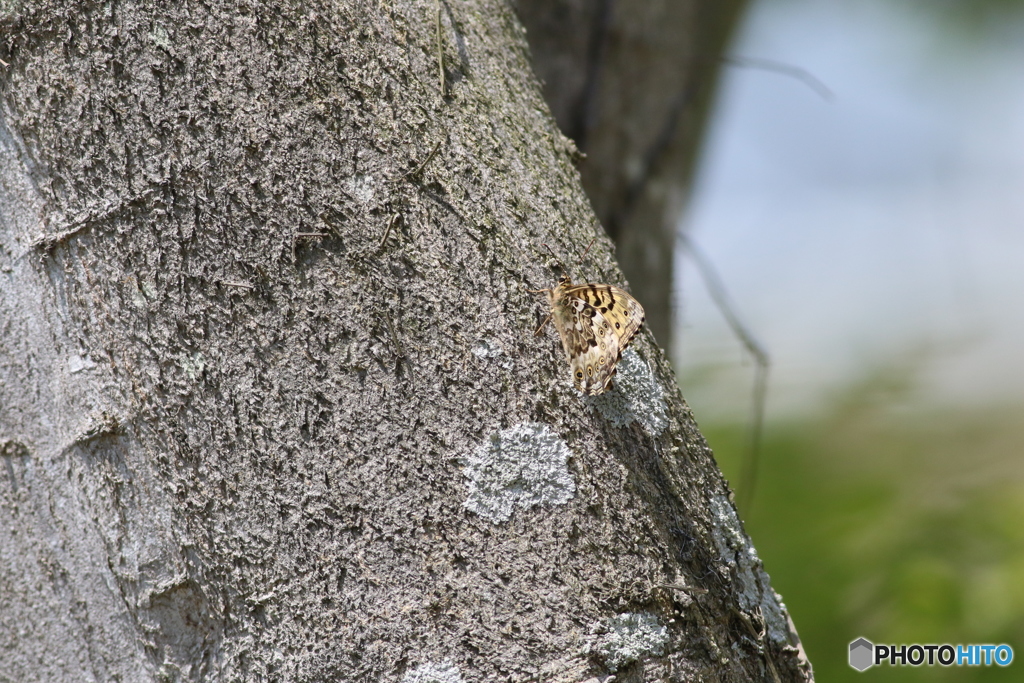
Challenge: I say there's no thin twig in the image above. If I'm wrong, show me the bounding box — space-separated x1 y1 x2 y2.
0 57 9 68
384 310 403 357
291 231 327 263
612 55 830 236
379 213 400 248
724 55 834 102
741 361 770 516
219 280 254 289
405 138 442 179
679 232 769 517
435 0 447 97
533 313 552 336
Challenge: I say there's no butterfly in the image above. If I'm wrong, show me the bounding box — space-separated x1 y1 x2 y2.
533 274 646 395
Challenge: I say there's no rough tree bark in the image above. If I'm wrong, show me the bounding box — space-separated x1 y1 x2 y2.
0 1 811 681
514 0 748 348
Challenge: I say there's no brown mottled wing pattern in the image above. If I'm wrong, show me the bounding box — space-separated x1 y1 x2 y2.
546 279 646 395
564 283 646 352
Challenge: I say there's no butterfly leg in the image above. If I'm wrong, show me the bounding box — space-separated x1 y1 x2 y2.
534 314 552 336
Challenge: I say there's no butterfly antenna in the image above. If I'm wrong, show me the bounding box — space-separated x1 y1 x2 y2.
540 242 568 277
569 235 599 280
579 235 598 263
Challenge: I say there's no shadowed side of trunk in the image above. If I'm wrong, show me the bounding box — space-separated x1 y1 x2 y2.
515 0 749 349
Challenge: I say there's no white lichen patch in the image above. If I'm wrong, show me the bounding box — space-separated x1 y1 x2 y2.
708 493 789 644
589 612 670 672
67 354 97 374
178 352 206 381
462 422 576 524
140 277 159 301
470 338 502 359
590 350 667 436
344 174 376 204
402 660 464 683
470 338 512 370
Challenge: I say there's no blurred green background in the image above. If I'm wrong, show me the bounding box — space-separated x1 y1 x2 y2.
688 362 1024 680
678 0 1024 679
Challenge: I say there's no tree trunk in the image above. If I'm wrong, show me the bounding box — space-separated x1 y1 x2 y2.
514 0 748 349
0 1 811 681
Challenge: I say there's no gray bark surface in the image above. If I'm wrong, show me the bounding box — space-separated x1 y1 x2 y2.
514 0 748 348
0 1 811 681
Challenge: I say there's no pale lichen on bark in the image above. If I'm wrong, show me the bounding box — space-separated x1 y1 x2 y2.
462 422 576 523
590 348 669 435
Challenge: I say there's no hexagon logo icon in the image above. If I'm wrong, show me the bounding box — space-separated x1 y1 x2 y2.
849 637 874 671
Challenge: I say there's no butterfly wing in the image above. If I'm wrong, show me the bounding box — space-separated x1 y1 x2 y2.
564 284 645 351
549 294 621 395
543 279 645 396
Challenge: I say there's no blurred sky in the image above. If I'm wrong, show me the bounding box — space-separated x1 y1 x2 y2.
676 0 1024 417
